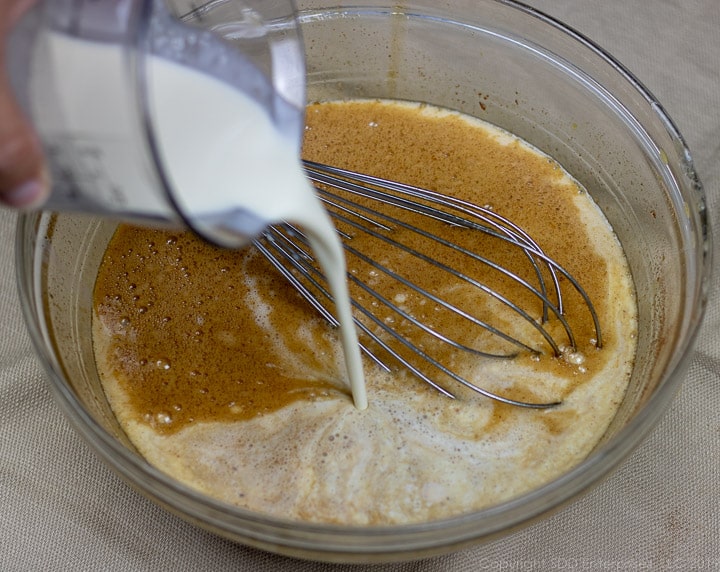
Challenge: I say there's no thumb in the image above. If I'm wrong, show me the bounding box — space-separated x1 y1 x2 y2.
0 78 49 208
0 0 49 208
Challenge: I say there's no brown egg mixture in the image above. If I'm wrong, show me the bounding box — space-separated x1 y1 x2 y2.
92 100 636 524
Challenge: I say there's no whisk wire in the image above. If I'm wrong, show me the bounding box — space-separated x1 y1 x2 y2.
319 191 572 356
258 227 507 403
254 161 603 409
305 161 562 322
258 223 562 408
305 160 602 349
254 228 392 373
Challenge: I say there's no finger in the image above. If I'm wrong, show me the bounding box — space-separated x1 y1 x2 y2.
0 76 49 207
0 0 38 33
0 0 48 207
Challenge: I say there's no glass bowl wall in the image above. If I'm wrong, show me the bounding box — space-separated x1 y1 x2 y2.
16 0 710 563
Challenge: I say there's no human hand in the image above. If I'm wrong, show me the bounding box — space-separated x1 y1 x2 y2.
0 0 48 208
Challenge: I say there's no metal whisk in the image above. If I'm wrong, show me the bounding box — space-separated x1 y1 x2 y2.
253 160 603 409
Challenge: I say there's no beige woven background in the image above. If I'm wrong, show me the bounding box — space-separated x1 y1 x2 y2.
2 0 718 569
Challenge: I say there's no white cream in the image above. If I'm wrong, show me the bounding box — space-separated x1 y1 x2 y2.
36 32 367 409
148 57 367 409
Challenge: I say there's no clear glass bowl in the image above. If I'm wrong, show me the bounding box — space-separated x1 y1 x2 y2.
15 0 711 563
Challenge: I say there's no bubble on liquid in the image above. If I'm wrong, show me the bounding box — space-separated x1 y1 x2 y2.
228 401 245 415
563 350 586 366
156 358 171 370
156 412 173 425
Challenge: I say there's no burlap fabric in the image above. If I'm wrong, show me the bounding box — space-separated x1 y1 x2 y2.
2 1 718 569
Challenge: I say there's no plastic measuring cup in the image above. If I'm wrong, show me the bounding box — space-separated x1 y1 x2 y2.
8 0 306 248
